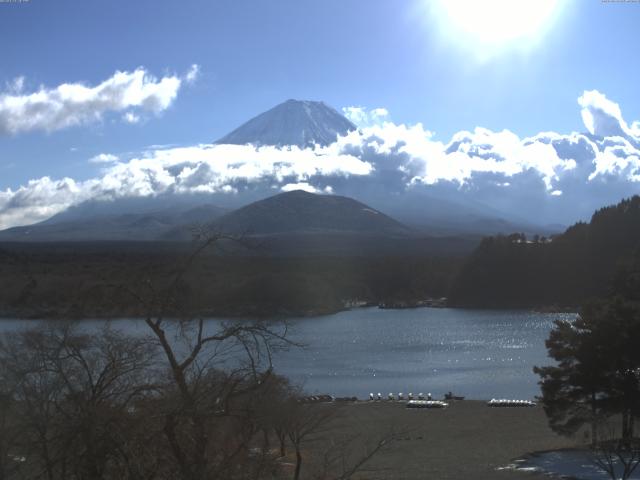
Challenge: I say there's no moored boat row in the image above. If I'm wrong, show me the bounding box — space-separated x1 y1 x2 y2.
487 399 536 407
299 394 536 407
406 400 449 409
369 392 435 401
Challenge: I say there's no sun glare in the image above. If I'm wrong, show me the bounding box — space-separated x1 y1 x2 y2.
434 0 561 56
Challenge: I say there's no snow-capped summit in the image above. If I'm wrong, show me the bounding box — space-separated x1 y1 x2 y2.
216 99 356 148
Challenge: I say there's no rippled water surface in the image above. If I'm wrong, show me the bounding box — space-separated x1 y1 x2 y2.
0 307 574 400
271 307 573 399
515 449 640 479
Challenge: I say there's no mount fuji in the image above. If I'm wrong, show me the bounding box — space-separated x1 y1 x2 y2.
216 99 356 148
0 99 557 245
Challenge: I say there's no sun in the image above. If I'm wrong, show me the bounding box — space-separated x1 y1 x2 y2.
433 0 561 56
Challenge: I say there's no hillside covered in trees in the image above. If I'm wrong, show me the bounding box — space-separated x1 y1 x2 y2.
2 196 639 318
0 243 461 319
449 196 640 309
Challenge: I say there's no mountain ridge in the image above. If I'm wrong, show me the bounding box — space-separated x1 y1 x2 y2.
0 204 228 242
211 189 412 236
0 190 413 243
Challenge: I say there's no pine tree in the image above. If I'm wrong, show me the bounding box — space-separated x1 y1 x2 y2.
534 298 640 446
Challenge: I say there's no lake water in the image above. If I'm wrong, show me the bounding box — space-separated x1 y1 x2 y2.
514 449 640 479
0 307 574 400
272 307 573 400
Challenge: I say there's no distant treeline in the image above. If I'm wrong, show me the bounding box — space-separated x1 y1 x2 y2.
0 244 463 318
3 195 639 317
449 195 640 309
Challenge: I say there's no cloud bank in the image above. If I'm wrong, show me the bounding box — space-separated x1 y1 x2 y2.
1 90 639 230
88 153 120 164
342 106 390 127
0 65 198 135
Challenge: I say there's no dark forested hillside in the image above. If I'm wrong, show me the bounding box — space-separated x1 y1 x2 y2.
449 196 640 308
210 190 410 236
0 242 462 318
4 196 638 317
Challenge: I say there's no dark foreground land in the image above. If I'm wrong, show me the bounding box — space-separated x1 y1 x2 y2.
304 401 575 480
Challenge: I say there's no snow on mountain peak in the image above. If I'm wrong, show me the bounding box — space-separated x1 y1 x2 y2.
216 99 356 148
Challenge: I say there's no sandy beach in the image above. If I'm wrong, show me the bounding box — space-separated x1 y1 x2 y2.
304 400 579 479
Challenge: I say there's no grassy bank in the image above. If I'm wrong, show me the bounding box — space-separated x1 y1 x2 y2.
302 400 578 479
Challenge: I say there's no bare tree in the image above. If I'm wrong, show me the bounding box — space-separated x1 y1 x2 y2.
592 424 640 480
0 323 158 480
0 231 395 480
284 402 337 480
314 430 400 480
112 232 294 479
0 385 23 480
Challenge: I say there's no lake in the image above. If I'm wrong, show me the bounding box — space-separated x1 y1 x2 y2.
514 449 640 479
272 307 573 400
0 307 573 400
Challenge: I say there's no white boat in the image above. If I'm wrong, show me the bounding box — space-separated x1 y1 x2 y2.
406 400 448 409
487 398 536 407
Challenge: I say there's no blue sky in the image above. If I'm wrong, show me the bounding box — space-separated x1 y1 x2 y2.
0 0 639 228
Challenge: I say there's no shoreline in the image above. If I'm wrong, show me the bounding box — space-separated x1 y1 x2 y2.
0 302 578 321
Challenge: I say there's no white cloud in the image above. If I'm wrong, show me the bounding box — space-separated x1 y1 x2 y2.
577 90 636 139
122 112 141 124
185 64 200 84
88 153 119 164
281 182 318 193
0 143 372 229
588 141 640 182
0 177 92 229
5 76 24 94
0 65 199 135
2 89 640 230
342 107 367 127
342 106 390 127
425 126 577 189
